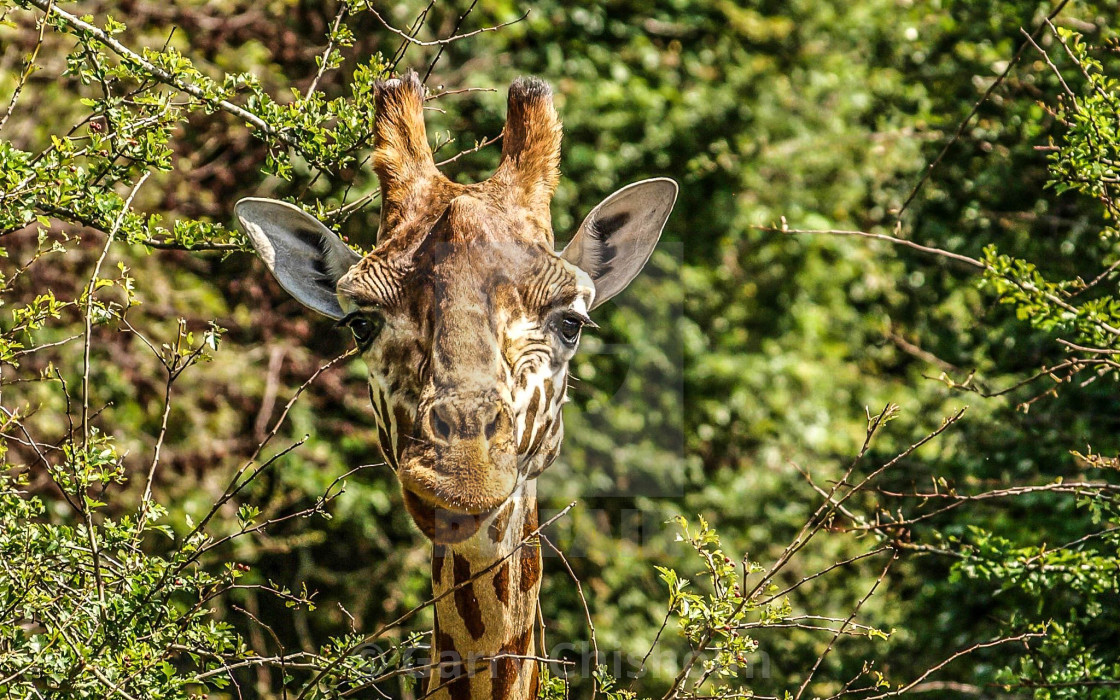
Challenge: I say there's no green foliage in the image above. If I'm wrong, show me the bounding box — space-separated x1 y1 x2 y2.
1044 28 1120 213
0 452 248 698
938 26 1120 697
2 0 1120 698
978 27 1120 354
660 517 769 681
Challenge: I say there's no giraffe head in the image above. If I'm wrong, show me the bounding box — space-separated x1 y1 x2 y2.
236 73 676 546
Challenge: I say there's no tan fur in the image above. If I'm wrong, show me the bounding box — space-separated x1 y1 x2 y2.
492 77 563 238
429 485 542 700
372 71 449 233
346 75 583 700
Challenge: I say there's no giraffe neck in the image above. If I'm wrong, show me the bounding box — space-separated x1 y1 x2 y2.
428 481 542 700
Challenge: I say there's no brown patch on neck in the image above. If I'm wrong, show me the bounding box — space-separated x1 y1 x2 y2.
452 553 488 641
519 505 542 593
493 560 510 604
528 661 540 699
490 626 535 700
435 630 471 700
519 548 541 594
432 544 447 585
489 500 514 543
505 625 533 656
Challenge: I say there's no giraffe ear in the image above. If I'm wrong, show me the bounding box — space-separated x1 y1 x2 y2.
561 178 678 309
235 198 362 320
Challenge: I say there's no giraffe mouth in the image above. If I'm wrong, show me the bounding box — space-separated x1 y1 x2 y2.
402 487 497 544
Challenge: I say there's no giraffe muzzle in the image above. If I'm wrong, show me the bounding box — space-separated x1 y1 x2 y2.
398 448 519 544
398 396 519 543
401 486 497 544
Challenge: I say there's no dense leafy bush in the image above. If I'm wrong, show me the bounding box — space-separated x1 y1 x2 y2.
1 0 1118 698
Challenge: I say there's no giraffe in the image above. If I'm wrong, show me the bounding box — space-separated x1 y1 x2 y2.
234 72 676 700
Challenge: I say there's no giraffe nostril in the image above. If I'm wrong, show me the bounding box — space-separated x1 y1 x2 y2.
484 405 503 441
429 405 454 442
425 399 506 444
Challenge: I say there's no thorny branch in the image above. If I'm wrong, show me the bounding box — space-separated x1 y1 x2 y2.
0 0 52 133
794 551 899 700
541 533 600 700
759 223 1120 372
660 407 967 700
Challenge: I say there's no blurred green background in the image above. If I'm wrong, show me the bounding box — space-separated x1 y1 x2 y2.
2 0 1119 697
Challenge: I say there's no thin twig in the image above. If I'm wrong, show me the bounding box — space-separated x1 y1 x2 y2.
859 633 1045 699
388 0 436 70
434 133 501 167
1058 338 1120 355
857 481 1120 533
895 0 1071 221
78 171 150 609
366 4 529 47
759 224 983 269
0 0 52 133
1045 18 1117 105
628 606 673 693
425 86 496 101
540 534 599 700
307 5 348 96
294 501 578 700
141 238 242 251
22 0 302 150
759 546 892 606
135 348 174 537
794 551 899 700
423 0 478 81
764 224 1120 337
1020 28 1076 100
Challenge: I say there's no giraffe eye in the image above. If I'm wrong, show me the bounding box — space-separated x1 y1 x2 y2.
556 314 584 346
346 314 384 347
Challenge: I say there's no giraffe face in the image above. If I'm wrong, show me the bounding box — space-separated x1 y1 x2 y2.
336 195 595 543
236 73 676 546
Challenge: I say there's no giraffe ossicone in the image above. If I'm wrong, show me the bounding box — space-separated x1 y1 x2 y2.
236 71 676 700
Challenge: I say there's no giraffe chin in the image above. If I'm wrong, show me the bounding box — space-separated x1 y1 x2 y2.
402 487 497 545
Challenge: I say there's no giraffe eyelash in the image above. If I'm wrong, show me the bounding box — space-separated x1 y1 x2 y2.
338 310 386 348
538 307 597 330
336 311 361 329
568 311 597 329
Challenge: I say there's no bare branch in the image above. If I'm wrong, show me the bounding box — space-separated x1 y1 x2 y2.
794 551 898 700
763 224 1120 338
894 0 1072 221
0 0 52 133
296 501 578 700
307 5 348 96
859 633 1045 699
365 3 529 48
541 533 600 700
